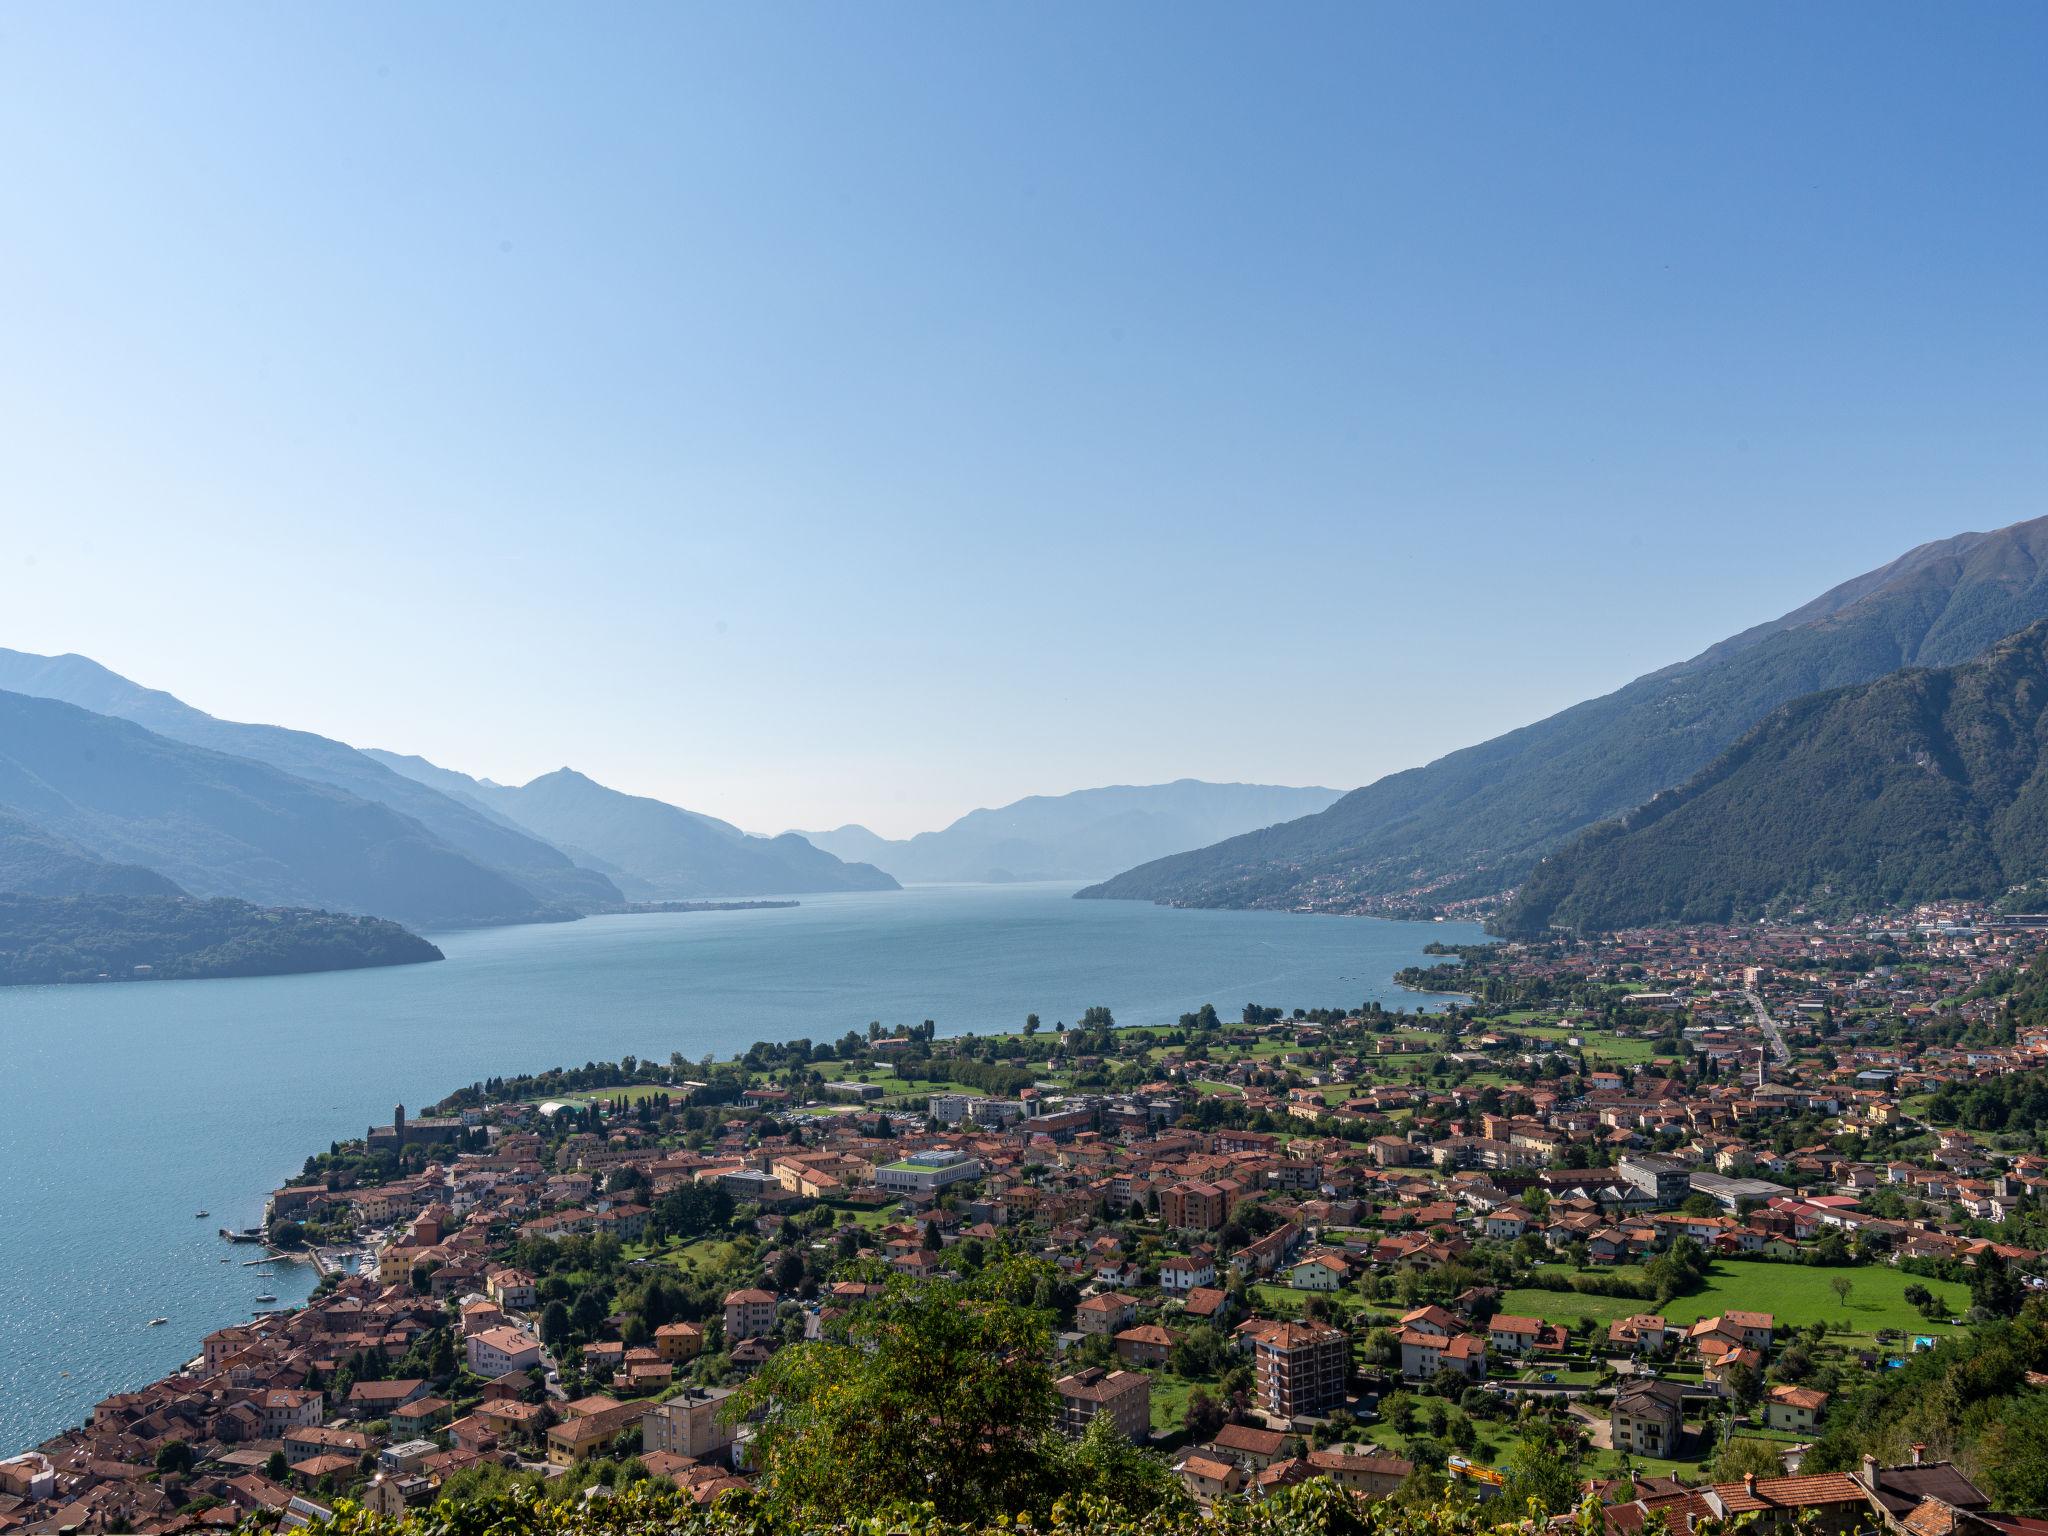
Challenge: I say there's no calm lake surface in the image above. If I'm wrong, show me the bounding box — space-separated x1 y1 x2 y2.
0 883 1481 1449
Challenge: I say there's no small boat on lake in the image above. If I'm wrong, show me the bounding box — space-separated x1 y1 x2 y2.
253 1294 277 1303
147 1317 168 1327
194 1210 209 1218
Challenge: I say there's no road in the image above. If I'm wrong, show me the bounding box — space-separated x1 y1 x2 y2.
1745 988 1791 1067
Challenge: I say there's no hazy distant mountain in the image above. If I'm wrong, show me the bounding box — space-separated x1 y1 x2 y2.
0 690 558 929
367 755 900 899
1083 514 2048 911
1500 619 2048 933
0 650 622 913
0 807 185 898
800 781 1344 884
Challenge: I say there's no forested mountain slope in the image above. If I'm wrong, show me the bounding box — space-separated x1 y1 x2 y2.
1498 619 2048 932
1083 515 2048 911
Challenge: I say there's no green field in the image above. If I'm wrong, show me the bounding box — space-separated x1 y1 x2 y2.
1499 1259 1969 1342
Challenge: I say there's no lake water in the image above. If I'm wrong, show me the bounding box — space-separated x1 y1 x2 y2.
0 882 1480 1450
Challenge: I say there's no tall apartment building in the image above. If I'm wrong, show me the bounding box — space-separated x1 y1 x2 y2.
1250 1320 1349 1421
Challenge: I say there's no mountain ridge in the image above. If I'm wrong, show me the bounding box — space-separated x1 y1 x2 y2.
1080 514 2048 912
0 689 559 930
798 780 1344 884
1497 618 2048 932
0 650 623 912
367 756 901 899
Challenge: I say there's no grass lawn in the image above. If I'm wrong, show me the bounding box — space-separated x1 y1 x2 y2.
1251 1283 1368 1319
640 1236 742 1274
1509 1026 1659 1064
1148 1372 1201 1435
1500 1260 1970 1343
1655 1260 1968 1338
527 1081 690 1108
1497 1287 1655 1329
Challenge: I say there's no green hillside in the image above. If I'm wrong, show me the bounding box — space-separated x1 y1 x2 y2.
0 892 442 985
1500 619 2048 932
1083 515 2048 911
0 808 184 897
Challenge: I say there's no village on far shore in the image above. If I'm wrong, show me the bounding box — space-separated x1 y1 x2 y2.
10 900 2048 1536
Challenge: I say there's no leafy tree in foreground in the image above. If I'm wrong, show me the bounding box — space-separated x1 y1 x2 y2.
729 1270 1068 1524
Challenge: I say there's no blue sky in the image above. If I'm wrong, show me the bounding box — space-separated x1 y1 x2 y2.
1 5 2042 837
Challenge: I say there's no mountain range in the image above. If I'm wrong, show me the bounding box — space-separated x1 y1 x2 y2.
367 756 900 899
1498 619 2048 933
1081 515 2048 913
0 651 897 930
798 781 1343 885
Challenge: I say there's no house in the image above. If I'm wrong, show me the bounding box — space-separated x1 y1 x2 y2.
1076 1292 1139 1336
1701 1471 1872 1532
259 1389 325 1436
1856 1453 1990 1521
654 1321 704 1362
1307 1444 1412 1499
1160 1255 1217 1293
1177 1453 1246 1507
1608 1314 1671 1354
1055 1368 1152 1441
723 1288 779 1340
1115 1324 1174 1369
1208 1422 1289 1470
1289 1252 1351 1291
466 1325 543 1378
642 1388 738 1462
1399 1328 1486 1381
1611 1378 1686 1459
1182 1286 1234 1321
1765 1385 1829 1433
347 1379 429 1414
1486 1314 1562 1356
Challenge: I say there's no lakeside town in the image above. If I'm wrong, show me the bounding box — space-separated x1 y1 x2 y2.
12 903 2048 1536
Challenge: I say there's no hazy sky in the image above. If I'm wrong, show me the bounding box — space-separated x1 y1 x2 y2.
2 6 2043 837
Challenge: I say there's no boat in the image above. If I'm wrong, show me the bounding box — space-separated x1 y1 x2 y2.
194 1210 209 1218
253 1294 277 1303
147 1317 168 1327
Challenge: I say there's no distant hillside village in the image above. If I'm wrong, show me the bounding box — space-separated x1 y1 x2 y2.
16 900 2048 1535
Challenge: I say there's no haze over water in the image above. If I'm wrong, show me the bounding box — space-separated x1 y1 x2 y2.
0 884 1480 1451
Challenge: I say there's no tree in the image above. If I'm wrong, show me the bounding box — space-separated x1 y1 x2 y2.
1054 1412 1192 1515
1721 1361 1762 1411
264 1450 289 1481
730 1274 1061 1523
155 1440 196 1477
1713 1438 1786 1484
1024 1014 1041 1035
1502 1432 1580 1516
541 1299 571 1346
1183 1387 1227 1440
1972 1252 2024 1319
1830 1274 1854 1310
